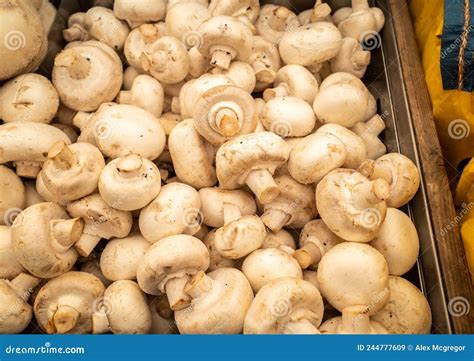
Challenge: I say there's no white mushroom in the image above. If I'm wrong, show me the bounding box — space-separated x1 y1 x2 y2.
0 165 25 225
113 0 166 28
351 114 387 160
255 5 300 44
330 37 371 78
319 305 388 334
337 0 385 41
211 61 256 93
249 36 281 91
209 0 260 31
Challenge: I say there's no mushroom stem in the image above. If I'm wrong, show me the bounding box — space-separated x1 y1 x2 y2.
63 26 84 42
214 108 241 137
73 111 93 130
352 0 370 12
293 243 322 269
54 50 91 80
13 161 42 178
151 50 167 71
263 84 289 101
48 141 78 169
261 209 291 232
74 233 102 257
339 305 371 334
184 270 213 299
92 308 110 334
353 50 371 67
210 49 233 70
245 169 280 204
165 276 191 311
223 202 242 225
282 319 319 334
358 160 393 185
116 154 144 178
139 23 161 43
51 305 80 334
352 178 390 207
269 7 291 31
365 115 386 136
312 1 331 22
50 217 84 253
116 90 133 105
252 61 275 83
9 273 40 299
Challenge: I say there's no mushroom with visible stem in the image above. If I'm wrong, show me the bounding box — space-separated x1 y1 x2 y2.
372 276 432 334
0 272 40 334
136 234 210 311
148 295 178 334
293 219 344 270
63 7 130 51
209 0 260 32
139 183 201 243
371 208 419 276
242 247 303 292
140 36 190 84
211 61 256 93
319 305 388 334
244 278 324 334
203 229 235 271
92 280 152 334
0 226 25 279
330 37 371 78
37 141 105 204
337 0 385 41
198 187 257 228
11 202 82 278
0 166 25 225
52 41 123 112
175 268 254 334
165 1 211 42
193 85 257 145
249 36 281 92
316 169 389 242
263 65 319 105
113 0 166 28
351 114 387 160
34 271 105 334
279 22 342 67
260 174 317 232
168 119 217 189
198 16 253 70
214 215 266 260
261 96 316 138
188 46 212 78
74 103 166 161
100 233 151 281
255 5 300 44
0 122 71 178
313 72 377 128
298 0 332 25
216 132 289 204
66 193 133 257
262 229 296 250
116 74 164 118
358 153 420 208
317 242 390 314
98 154 161 211
124 24 164 71
0 73 59 124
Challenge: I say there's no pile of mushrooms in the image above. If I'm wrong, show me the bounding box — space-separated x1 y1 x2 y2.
0 0 433 335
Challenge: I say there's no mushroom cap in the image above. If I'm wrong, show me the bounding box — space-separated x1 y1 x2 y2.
165 1 211 42
168 119 217 189
193 85 257 145
203 229 235 271
136 234 210 295
330 37 370 78
316 123 367 169
317 242 390 314
114 0 166 27
279 22 342 66
249 36 281 91
11 202 79 278
0 122 71 165
302 270 319 290
242 248 303 292
199 187 256 228
299 219 344 262
0 279 33 333
39 142 105 203
78 103 166 161
216 132 289 189
255 5 300 44
0 225 25 279
52 41 123 112
209 0 260 23
103 280 152 334
198 15 253 62
0 73 59 124
98 154 161 211
100 233 151 281
262 229 296 250
0 0 45 80
371 208 419 276
34 271 105 334
287 132 346 184
338 5 385 40
372 276 432 334
175 268 254 334
0 165 25 225
262 96 316 138
214 215 266 259
244 278 324 334
123 24 163 70
66 193 132 239
117 74 164 118
139 182 201 243
316 169 388 242
212 61 256 93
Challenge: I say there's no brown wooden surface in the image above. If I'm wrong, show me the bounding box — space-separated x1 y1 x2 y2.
389 0 474 334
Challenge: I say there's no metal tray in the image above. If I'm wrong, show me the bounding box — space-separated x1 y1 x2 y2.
39 0 451 334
